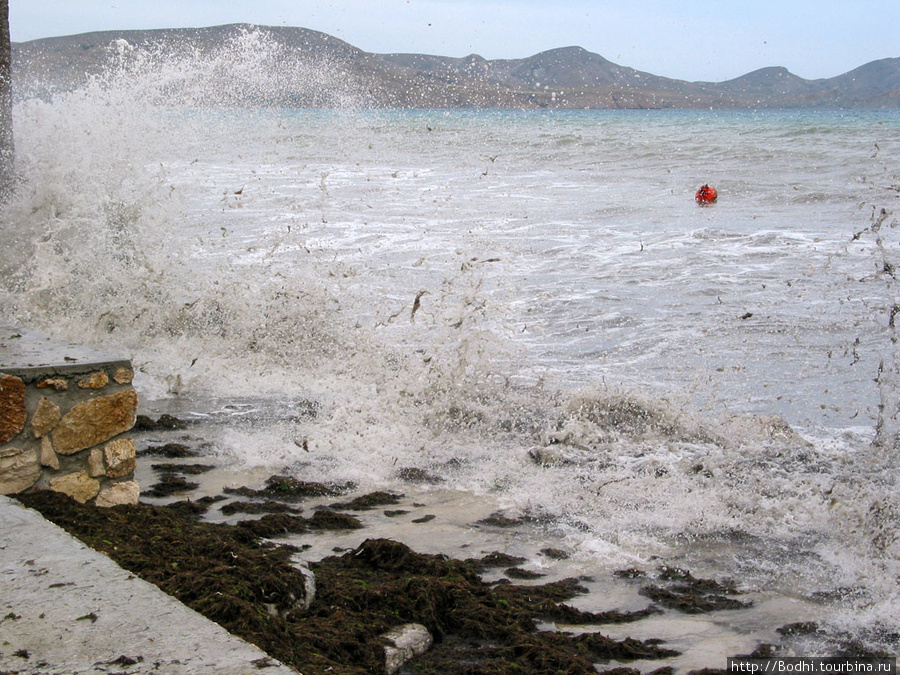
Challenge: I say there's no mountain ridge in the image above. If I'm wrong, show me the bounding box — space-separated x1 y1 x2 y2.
11 23 900 109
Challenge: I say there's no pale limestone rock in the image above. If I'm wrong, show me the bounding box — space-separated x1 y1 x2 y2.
296 560 317 610
0 373 26 444
40 436 60 469
52 390 138 455
103 438 135 478
31 396 61 438
95 480 139 507
382 623 433 674
50 471 100 503
113 367 134 385
0 447 41 495
36 378 68 391
77 371 109 389
88 447 106 477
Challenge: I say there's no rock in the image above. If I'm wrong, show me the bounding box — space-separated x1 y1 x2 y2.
294 559 317 610
50 470 101 503
77 371 109 389
88 447 106 477
31 396 61 438
0 446 41 494
52 390 138 455
40 436 59 469
382 623 433 674
95 480 140 507
113 367 134 384
261 558 316 614
0 373 26 444
36 377 68 391
103 438 136 478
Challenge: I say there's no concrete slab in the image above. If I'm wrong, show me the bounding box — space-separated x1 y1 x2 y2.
0 496 298 674
0 322 131 382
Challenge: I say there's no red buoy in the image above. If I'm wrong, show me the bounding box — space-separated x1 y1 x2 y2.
695 184 718 204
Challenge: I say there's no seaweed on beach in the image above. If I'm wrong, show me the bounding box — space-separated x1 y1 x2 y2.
165 495 225 520
150 462 215 475
504 567 546 580
140 474 200 497
220 499 302 516
471 551 527 570
134 413 188 431
223 474 356 502
636 565 752 614
313 538 679 673
17 492 684 674
235 510 364 538
328 490 404 511
307 509 366 531
137 442 200 458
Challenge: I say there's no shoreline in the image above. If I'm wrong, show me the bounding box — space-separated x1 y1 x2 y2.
7 414 894 673
14 490 692 674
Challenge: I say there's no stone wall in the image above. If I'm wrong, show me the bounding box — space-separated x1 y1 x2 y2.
0 323 139 506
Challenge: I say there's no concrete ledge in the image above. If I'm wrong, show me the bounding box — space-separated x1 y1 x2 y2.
0 496 298 674
0 323 132 383
0 322 139 505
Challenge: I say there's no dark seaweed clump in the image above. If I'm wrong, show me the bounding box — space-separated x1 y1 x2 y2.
637 565 752 614
17 491 683 674
223 474 356 502
312 539 678 674
328 490 405 511
133 413 188 431
140 473 200 498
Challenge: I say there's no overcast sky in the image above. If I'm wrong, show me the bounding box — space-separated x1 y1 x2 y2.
9 0 900 83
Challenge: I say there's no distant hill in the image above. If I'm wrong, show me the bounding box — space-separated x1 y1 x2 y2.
11 24 900 109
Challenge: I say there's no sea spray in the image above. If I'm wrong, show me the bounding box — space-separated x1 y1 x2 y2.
3 28 371 395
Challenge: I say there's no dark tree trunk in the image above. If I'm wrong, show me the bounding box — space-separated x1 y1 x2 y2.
0 0 13 199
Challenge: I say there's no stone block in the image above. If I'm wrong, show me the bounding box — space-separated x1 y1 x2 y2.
0 373 26 444
88 447 106 477
40 436 59 469
31 396 61 438
113 367 134 384
382 623 433 674
96 480 140 507
103 438 135 478
50 470 101 503
36 378 67 391
77 371 109 389
52 390 138 455
0 446 41 495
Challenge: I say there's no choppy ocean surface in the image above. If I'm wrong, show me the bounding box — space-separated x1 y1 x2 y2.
2 30 899 667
